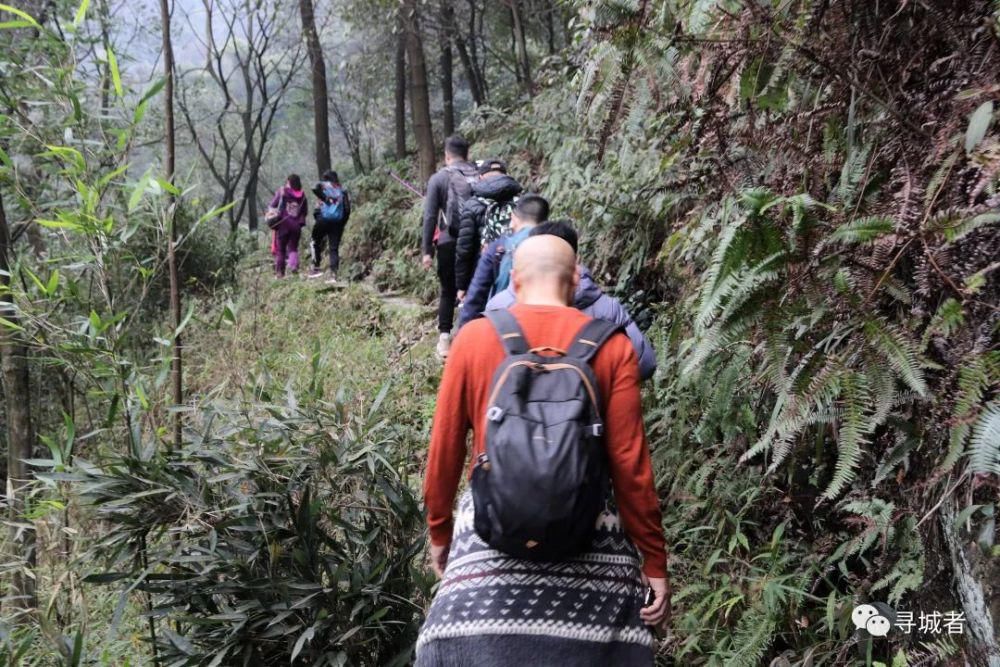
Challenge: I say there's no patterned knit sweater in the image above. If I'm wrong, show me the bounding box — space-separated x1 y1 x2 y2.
416 491 656 666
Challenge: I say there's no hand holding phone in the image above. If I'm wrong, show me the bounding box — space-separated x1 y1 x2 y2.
640 577 671 628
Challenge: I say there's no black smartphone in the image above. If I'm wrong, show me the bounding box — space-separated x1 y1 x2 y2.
643 586 655 607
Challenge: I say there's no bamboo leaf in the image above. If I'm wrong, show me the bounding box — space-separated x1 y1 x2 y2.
965 101 993 152
954 504 984 529
38 218 82 231
195 201 235 226
73 0 89 27
107 48 123 98
175 302 195 336
0 4 40 29
291 626 315 662
128 173 150 212
0 316 23 331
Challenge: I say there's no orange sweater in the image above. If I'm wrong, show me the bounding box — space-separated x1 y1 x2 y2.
423 304 668 578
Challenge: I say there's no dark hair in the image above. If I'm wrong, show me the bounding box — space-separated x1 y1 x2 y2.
322 170 339 183
514 194 550 225
287 174 302 190
444 134 470 160
529 219 578 254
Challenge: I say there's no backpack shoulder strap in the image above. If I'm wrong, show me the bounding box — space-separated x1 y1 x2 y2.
566 319 622 363
485 309 528 356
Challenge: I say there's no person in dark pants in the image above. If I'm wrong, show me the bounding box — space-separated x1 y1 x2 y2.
308 170 351 284
421 135 477 359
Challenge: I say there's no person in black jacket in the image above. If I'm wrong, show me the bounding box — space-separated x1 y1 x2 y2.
421 135 477 359
308 170 351 283
454 159 523 300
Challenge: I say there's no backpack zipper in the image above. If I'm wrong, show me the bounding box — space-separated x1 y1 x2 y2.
485 361 601 416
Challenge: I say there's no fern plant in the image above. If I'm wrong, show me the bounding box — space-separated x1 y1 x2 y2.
968 402 1000 474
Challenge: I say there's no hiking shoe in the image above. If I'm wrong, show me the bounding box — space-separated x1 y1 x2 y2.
324 274 338 285
307 269 324 279
436 333 452 360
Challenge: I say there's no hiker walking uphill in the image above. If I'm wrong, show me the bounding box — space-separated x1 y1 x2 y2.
454 158 523 299
417 235 671 666
308 170 351 283
486 220 658 381
268 174 308 278
457 193 549 325
421 135 478 359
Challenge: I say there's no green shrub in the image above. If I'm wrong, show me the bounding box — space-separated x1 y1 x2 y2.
54 389 430 666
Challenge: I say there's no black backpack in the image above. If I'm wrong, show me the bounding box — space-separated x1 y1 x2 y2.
440 164 479 238
471 309 620 560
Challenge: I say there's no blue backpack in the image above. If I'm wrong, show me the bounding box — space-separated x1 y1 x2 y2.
318 182 345 224
492 227 533 296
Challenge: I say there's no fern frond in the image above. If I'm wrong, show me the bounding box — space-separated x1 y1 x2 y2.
744 361 842 466
867 363 896 428
939 352 996 471
824 371 873 499
724 610 776 667
923 149 959 208
834 498 895 561
923 298 965 345
968 402 1000 475
871 516 925 604
862 320 928 396
836 143 872 206
683 313 756 376
942 211 1000 243
761 328 794 393
696 256 783 330
700 199 745 296
829 216 894 244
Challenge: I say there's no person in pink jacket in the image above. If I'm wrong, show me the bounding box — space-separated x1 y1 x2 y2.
269 174 308 277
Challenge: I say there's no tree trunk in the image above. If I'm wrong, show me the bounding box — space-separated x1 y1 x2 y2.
0 190 36 616
940 494 1000 667
545 0 556 55
98 0 112 114
471 0 489 99
509 0 532 94
401 0 435 184
160 0 182 452
443 2 484 106
244 162 260 232
299 0 330 175
453 32 484 106
439 19 455 136
394 23 407 159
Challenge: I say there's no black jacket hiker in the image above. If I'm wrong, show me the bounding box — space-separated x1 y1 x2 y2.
455 174 523 292
422 161 476 334
421 161 476 257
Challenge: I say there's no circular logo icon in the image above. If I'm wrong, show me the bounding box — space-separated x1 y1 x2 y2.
866 615 891 637
852 604 879 630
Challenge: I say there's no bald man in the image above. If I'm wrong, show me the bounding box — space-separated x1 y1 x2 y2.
418 235 670 666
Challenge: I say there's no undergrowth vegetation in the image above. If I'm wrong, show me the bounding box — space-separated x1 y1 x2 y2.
460 1 1000 664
